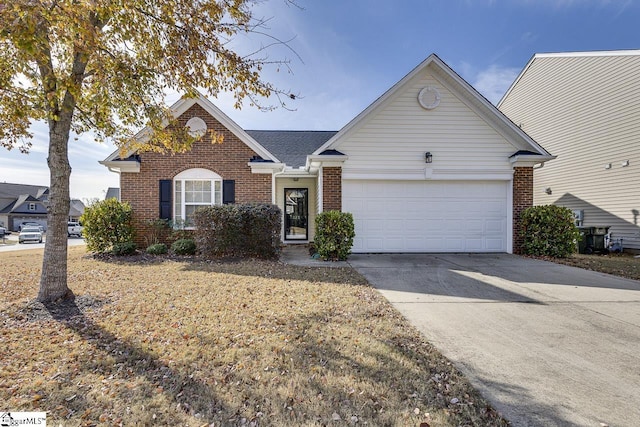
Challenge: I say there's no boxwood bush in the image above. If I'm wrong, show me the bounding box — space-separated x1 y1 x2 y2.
520 205 580 258
171 238 197 255
193 204 281 259
314 211 355 261
111 241 137 256
146 243 168 255
80 198 136 254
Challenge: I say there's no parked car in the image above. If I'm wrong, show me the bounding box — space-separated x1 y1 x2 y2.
0 225 7 236
67 221 83 237
18 222 44 232
19 226 43 244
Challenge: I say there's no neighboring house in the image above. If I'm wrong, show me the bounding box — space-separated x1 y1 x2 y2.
105 187 121 201
0 182 85 231
69 199 86 222
101 54 553 253
498 50 640 251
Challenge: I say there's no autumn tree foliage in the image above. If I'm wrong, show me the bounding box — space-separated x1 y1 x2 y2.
0 1 296 302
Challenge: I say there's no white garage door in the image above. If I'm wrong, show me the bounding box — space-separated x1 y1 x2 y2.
342 180 509 253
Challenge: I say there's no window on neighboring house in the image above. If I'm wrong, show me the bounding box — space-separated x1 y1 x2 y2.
174 168 222 228
28 203 36 211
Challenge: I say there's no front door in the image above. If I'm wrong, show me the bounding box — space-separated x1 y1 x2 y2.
284 188 308 240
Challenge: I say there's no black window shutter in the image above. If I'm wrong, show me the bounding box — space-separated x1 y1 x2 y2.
159 180 172 220
223 180 235 204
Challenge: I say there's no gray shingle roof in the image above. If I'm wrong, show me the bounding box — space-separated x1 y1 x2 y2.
0 183 48 199
246 130 337 168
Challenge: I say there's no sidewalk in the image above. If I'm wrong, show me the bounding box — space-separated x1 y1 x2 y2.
280 244 350 268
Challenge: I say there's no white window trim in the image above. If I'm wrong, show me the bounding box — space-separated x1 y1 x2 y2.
174 168 222 229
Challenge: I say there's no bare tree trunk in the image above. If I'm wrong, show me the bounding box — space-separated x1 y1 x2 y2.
37 121 74 302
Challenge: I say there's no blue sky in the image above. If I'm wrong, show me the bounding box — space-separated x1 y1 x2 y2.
1 0 638 201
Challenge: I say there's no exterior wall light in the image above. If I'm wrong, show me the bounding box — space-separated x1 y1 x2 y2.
425 152 433 163
545 187 552 195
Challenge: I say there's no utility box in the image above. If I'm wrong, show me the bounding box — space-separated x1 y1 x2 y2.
577 226 610 254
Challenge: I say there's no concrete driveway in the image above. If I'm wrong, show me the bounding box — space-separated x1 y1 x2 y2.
349 253 640 427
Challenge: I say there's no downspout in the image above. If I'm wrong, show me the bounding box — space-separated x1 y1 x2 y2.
271 165 287 204
317 166 323 214
272 165 287 243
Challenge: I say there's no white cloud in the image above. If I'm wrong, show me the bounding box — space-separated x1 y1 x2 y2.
472 65 521 105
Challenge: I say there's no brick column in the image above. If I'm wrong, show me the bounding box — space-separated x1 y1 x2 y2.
513 167 533 254
322 167 342 211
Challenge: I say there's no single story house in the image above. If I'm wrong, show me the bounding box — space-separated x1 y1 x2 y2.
101 54 553 253
498 50 640 251
0 183 86 231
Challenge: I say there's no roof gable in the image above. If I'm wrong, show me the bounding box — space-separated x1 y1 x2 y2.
315 54 551 159
103 93 279 163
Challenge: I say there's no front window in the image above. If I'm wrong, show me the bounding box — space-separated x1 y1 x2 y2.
174 168 222 228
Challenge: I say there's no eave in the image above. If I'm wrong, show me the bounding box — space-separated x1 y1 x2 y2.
99 160 141 173
248 161 285 174
306 154 349 174
509 154 557 168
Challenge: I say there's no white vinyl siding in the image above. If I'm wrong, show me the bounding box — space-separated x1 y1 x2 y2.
499 54 640 250
332 69 518 177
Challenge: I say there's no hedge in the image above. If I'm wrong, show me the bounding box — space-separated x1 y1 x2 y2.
193 203 282 259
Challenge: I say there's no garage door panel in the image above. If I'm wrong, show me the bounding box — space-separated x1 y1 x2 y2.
406 238 426 251
486 238 505 251
485 219 505 233
445 238 464 251
465 219 484 233
343 180 508 253
465 239 484 251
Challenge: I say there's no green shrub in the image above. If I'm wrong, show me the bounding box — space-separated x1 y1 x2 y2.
80 198 136 254
193 204 281 259
144 218 171 247
146 243 168 255
314 211 355 261
112 241 137 256
520 205 580 258
168 227 194 244
171 238 197 255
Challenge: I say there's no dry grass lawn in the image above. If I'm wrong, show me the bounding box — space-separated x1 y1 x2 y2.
540 252 640 281
1 247 507 426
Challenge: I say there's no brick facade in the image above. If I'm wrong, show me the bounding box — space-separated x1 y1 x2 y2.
322 167 342 211
120 104 271 246
512 166 534 254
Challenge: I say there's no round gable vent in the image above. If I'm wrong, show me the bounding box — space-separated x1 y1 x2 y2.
418 86 441 110
186 116 207 138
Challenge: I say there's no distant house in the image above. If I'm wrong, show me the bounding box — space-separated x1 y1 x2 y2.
0 182 85 231
101 54 553 253
499 50 640 251
105 187 121 201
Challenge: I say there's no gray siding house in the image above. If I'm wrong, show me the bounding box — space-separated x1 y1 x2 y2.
0 182 85 231
499 50 640 251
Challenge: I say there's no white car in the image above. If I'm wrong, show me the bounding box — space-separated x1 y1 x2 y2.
18 226 43 244
68 222 83 237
